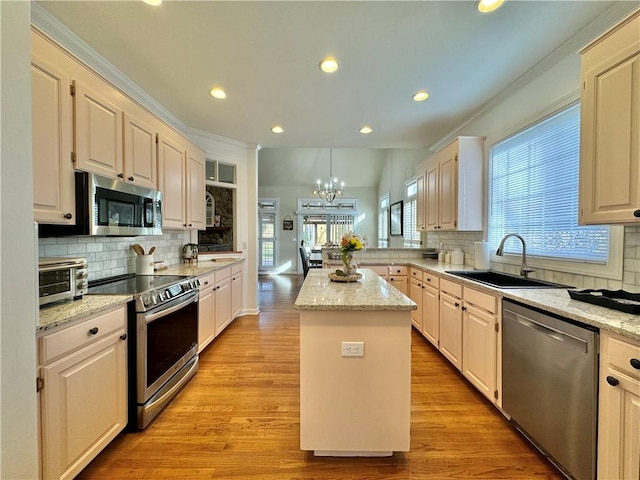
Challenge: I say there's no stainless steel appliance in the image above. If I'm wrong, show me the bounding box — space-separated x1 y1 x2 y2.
38 257 88 305
502 299 598 480
89 274 199 429
39 172 162 237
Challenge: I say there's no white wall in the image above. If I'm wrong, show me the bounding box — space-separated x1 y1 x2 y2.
0 1 40 478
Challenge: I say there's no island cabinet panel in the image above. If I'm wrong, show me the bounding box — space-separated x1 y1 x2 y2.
580 11 640 225
598 331 640 480
299 310 411 455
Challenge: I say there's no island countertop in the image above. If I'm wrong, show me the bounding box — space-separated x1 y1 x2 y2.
294 268 417 311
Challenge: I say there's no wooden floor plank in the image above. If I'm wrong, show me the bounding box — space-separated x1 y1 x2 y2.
76 274 562 479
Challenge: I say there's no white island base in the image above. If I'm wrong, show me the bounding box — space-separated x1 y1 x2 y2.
297 273 413 457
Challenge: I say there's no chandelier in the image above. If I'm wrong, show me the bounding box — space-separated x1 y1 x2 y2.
313 148 344 204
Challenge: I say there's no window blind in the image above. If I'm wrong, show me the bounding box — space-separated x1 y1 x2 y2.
379 194 389 248
404 181 420 248
489 103 609 262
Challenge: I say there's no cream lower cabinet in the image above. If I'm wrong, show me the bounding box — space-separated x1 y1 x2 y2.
231 262 244 319
388 266 408 295
579 11 640 225
422 272 440 348
461 286 498 403
38 305 127 480
198 272 216 352
409 269 423 330
598 331 640 480
214 267 232 337
438 278 463 370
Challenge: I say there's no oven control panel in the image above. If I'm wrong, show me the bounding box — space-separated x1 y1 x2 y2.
138 278 199 311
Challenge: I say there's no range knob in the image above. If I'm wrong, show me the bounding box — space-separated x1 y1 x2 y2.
158 291 165 302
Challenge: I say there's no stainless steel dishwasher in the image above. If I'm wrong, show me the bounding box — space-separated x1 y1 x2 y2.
502 299 598 480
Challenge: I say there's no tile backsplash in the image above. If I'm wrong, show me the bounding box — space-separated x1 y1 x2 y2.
38 230 190 281
425 226 640 291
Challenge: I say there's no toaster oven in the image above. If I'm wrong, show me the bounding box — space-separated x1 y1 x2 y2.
38 257 88 306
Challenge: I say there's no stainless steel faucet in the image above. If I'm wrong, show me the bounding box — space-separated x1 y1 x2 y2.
496 233 535 278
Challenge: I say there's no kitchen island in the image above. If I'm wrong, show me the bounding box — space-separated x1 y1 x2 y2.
294 268 416 456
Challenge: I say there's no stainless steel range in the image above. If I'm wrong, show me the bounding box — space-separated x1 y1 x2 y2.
89 274 200 429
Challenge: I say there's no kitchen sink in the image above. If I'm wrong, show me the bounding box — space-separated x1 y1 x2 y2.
445 270 572 289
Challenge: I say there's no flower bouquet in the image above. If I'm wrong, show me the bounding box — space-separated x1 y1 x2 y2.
331 232 365 281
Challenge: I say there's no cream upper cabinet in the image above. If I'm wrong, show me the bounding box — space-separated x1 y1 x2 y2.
416 174 426 231
157 134 187 229
579 11 640 225
186 145 206 230
157 134 206 230
123 112 157 189
598 330 640 480
31 53 75 225
419 136 484 231
73 80 124 179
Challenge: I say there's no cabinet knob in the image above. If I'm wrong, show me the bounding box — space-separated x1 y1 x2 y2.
63 213 73 219
117 173 124 178
634 210 640 218
204 281 209 286
88 327 99 335
606 376 619 387
188 224 193 227
426 278 431 282
454 302 460 308
128 176 135 182
630 358 640 370
462 306 467 311
120 333 128 341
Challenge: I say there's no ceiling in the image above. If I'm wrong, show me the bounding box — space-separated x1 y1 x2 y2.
35 0 632 151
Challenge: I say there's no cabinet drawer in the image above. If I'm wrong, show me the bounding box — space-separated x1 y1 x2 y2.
368 266 389 277
215 266 231 281
231 262 243 276
604 332 640 379
389 265 407 276
39 305 126 364
199 272 215 290
423 272 440 289
409 267 423 280
463 287 496 314
440 278 462 298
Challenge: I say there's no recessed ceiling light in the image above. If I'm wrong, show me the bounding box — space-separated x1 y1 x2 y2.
209 87 227 99
319 57 339 73
412 91 430 102
142 0 162 5
359 126 373 134
271 125 284 134
476 0 505 13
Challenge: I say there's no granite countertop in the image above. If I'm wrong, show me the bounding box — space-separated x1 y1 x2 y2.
365 258 640 342
38 294 132 334
295 268 417 311
155 257 245 277
37 257 245 334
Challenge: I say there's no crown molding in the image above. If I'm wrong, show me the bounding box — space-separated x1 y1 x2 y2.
429 1 638 153
184 126 247 149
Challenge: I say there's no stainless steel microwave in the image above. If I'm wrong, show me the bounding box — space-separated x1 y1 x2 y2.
39 172 162 237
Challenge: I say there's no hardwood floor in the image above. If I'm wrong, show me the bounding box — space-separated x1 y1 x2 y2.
77 274 562 480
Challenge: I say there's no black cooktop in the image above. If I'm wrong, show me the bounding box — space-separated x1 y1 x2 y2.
88 274 189 296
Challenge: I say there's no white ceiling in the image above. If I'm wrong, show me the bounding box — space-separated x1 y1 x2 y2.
36 0 633 152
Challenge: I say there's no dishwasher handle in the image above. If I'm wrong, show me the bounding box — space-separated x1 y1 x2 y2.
512 313 589 353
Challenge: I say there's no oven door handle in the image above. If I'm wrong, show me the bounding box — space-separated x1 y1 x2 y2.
144 292 198 324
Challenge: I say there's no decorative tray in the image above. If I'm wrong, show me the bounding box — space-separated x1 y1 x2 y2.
328 272 362 283
568 289 640 314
